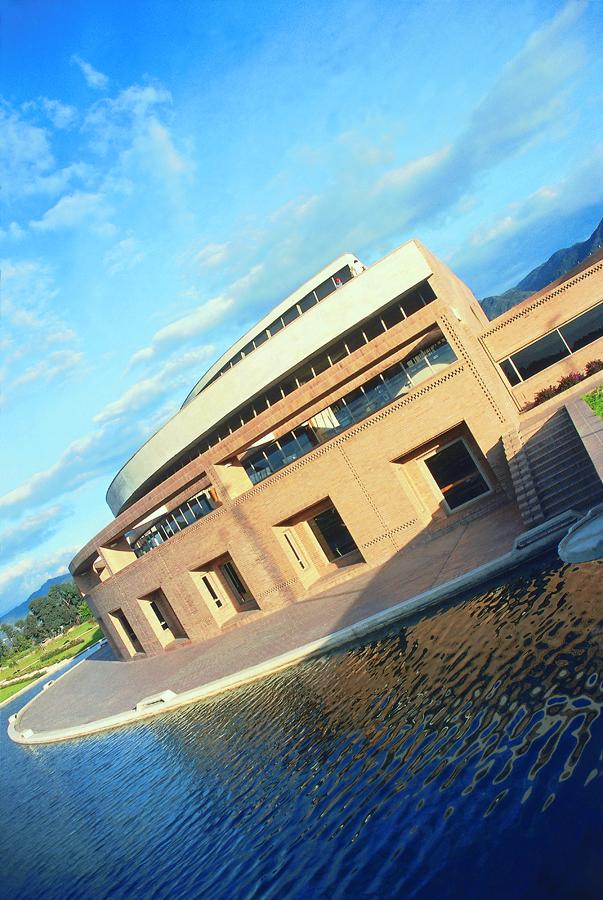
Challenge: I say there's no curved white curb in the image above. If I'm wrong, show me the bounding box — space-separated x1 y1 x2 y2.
8 529 570 746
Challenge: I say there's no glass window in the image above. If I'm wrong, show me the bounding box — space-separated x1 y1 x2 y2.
363 317 386 342
405 353 431 385
265 442 285 472
330 398 355 430
241 342 255 357
333 265 353 285
344 387 369 422
309 506 358 560
419 283 437 304
266 385 284 406
280 377 297 397
268 318 284 337
281 305 300 326
220 560 256 605
311 353 330 377
239 404 255 425
425 341 457 372
296 364 314 386
299 292 318 313
292 425 318 453
382 363 411 398
253 395 269 416
254 330 269 348
511 331 570 380
400 290 425 317
315 279 335 301
559 303 603 353
500 359 521 386
381 303 406 330
424 440 489 511
328 341 348 366
279 432 303 464
345 328 368 353
230 351 243 367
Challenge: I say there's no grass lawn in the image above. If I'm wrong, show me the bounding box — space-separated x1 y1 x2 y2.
0 621 103 683
583 386 603 419
0 675 41 704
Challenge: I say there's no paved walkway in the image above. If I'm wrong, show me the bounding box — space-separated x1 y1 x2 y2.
17 503 525 735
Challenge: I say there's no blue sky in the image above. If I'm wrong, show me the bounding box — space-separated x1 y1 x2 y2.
1 0 602 614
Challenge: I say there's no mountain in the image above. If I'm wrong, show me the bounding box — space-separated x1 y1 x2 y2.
481 217 603 319
0 573 73 625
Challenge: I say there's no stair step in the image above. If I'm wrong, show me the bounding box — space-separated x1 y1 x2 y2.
524 438 584 469
520 420 576 450
532 458 598 491
543 486 603 517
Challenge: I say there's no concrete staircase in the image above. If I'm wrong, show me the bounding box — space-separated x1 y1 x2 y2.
503 406 603 527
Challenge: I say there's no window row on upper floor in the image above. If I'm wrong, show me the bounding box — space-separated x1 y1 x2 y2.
139 280 437 500
130 488 217 557
203 264 358 390
499 301 603 385
243 335 457 485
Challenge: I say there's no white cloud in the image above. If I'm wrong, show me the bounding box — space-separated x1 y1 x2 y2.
0 504 69 563
11 349 84 390
71 55 109 90
128 295 233 366
0 101 54 200
194 242 231 268
30 191 112 232
104 236 145 276
0 545 79 616
40 98 77 129
97 345 215 423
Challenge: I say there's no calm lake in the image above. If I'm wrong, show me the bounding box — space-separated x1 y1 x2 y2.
2 553 602 899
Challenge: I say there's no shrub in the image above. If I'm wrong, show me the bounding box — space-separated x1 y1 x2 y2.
555 371 584 392
532 385 558 406
585 359 603 377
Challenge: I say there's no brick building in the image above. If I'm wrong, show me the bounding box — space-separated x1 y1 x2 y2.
70 240 603 660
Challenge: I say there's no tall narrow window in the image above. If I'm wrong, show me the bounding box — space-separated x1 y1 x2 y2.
309 507 359 561
220 560 257 606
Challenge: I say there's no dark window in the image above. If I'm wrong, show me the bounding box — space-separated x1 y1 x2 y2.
315 279 335 301
253 395 269 415
363 317 386 342
333 265 353 285
147 591 188 639
281 305 300 326
400 290 425 317
328 341 348 366
381 303 406 330
201 574 222 607
239 403 255 425
284 533 305 569
559 304 603 353
344 328 368 353
296 364 314 386
280 377 297 397
299 292 318 313
111 608 143 654
311 353 330 376
424 441 489 510
310 507 358 560
220 560 256 606
266 385 284 406
500 359 521 386
511 331 570 380
419 283 437 304
230 351 243 366
268 318 284 337
241 341 255 356
254 330 269 348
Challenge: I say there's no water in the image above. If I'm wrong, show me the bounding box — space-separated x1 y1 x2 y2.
2 553 602 899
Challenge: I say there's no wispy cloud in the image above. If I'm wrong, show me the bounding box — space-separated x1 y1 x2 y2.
30 190 112 232
104 236 145 276
0 345 215 517
0 504 70 564
128 295 233 366
95 345 215 423
11 349 84 390
71 55 109 90
0 545 79 616
194 242 231 268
